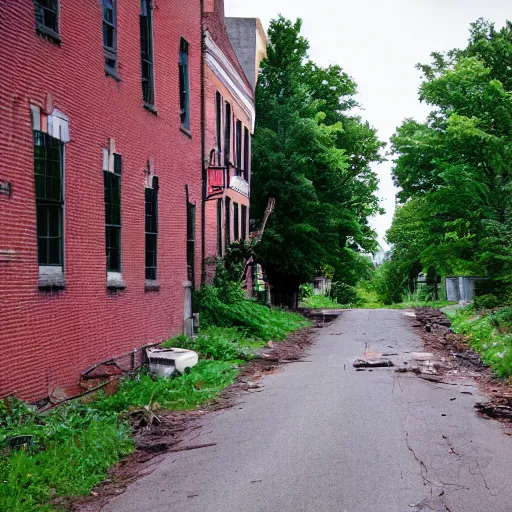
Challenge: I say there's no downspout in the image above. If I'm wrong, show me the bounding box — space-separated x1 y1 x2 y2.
200 0 206 286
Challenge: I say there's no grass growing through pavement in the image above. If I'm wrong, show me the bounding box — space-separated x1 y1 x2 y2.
0 299 307 512
449 305 512 378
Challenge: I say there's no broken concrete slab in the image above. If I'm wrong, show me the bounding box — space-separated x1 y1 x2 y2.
353 358 394 368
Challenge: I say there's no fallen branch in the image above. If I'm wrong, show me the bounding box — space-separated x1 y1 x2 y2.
169 442 217 453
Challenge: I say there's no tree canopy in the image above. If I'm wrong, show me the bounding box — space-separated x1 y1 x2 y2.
251 16 384 299
387 19 512 297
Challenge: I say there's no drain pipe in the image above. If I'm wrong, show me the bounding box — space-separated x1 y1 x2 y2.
200 0 207 286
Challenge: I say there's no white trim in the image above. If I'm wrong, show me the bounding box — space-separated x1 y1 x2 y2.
30 105 41 131
205 31 256 131
48 109 70 142
229 175 250 197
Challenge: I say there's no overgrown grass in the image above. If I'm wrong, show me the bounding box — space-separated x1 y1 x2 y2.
450 305 512 378
0 293 308 511
0 399 133 512
359 300 454 310
300 295 343 309
0 359 239 512
162 327 263 362
196 285 309 340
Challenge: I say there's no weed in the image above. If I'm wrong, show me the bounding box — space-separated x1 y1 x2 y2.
163 327 260 361
0 415 133 512
195 285 309 340
300 295 343 309
451 306 512 378
94 361 238 413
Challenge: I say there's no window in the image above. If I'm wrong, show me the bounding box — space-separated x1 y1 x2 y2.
187 199 196 283
140 0 154 107
216 92 222 165
243 127 250 180
235 120 242 174
225 197 231 246
179 38 190 130
34 131 63 266
34 0 59 38
145 177 158 281
217 198 223 256
103 0 117 74
241 204 247 240
104 154 122 273
224 102 231 167
233 202 239 241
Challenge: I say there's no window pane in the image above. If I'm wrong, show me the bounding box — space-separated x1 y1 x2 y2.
106 226 121 272
234 203 239 240
104 25 114 49
217 198 222 255
224 103 231 166
33 131 62 202
104 172 121 226
225 198 231 245
37 205 48 236
179 40 190 129
38 238 48 266
35 0 58 32
241 205 247 240
49 238 60 265
140 1 154 105
33 131 63 266
48 205 60 237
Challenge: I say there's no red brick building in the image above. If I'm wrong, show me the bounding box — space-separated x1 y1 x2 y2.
202 2 267 283
0 0 203 401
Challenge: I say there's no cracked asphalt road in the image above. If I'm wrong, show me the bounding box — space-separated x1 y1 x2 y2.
103 309 512 512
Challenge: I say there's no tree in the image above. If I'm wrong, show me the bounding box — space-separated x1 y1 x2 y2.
389 19 512 290
252 16 384 304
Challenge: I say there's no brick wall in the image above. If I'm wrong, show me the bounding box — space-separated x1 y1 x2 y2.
0 0 203 401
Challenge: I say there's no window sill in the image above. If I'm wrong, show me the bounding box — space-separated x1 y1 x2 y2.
36 26 61 45
145 280 160 292
107 273 126 291
105 67 121 82
144 103 158 115
39 266 65 291
180 125 192 139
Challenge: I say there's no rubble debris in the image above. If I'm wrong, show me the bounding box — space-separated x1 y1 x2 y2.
475 401 512 422
353 358 394 368
453 351 484 367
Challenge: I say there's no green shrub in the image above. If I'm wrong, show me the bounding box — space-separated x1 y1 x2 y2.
299 283 314 300
475 294 501 310
329 282 360 306
163 327 256 361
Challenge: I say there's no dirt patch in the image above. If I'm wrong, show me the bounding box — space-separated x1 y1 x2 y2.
412 307 512 425
70 323 322 512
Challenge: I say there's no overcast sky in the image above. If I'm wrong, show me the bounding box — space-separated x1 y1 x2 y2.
225 0 510 250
